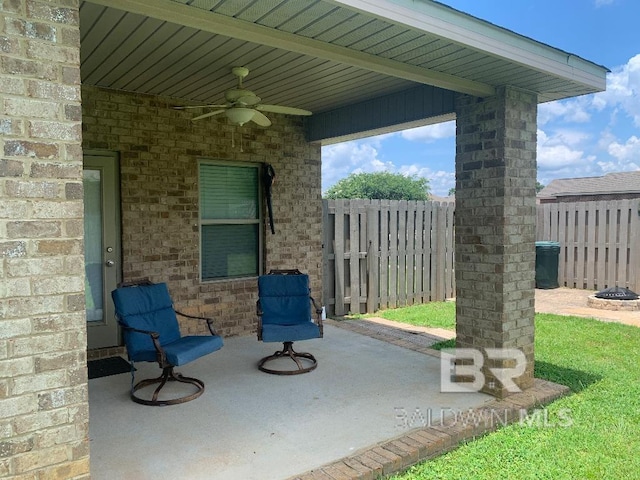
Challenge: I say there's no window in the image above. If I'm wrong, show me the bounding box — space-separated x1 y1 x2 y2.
199 161 261 281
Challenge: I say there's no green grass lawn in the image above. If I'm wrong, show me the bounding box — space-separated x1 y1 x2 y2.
353 303 640 479
361 301 457 330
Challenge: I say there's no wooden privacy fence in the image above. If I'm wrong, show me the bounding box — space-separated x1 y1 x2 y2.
323 199 455 316
537 199 640 292
323 198 640 316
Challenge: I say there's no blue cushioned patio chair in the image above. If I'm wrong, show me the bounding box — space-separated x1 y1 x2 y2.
256 269 323 375
111 279 223 406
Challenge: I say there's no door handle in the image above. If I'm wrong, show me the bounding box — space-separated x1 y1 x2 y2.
105 260 115 267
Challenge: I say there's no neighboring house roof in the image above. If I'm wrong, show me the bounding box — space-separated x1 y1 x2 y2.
430 194 455 203
538 171 640 198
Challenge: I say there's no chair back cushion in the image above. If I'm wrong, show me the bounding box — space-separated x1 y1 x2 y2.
111 283 181 361
258 274 311 326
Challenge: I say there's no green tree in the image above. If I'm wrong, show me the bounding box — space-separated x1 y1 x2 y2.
536 181 545 193
324 172 430 200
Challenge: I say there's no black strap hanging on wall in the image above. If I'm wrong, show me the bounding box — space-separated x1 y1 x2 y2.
262 163 276 234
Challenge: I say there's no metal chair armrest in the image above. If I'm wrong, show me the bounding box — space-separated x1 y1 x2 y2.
175 310 219 336
118 322 166 367
309 296 324 337
118 322 159 338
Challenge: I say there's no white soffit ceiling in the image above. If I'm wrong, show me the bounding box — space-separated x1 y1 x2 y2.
80 0 607 113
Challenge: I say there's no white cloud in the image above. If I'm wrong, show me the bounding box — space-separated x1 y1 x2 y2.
592 54 640 127
400 121 455 142
396 164 455 197
540 54 640 131
607 135 640 161
548 128 591 147
537 129 596 173
600 135 640 172
538 98 592 126
321 140 394 192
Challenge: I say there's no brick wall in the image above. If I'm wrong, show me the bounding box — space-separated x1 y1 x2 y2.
1 0 90 478
81 85 323 338
454 86 538 397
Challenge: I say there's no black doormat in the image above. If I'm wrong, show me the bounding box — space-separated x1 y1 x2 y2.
88 356 132 379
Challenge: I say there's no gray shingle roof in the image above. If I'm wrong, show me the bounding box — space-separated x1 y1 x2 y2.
537 171 640 198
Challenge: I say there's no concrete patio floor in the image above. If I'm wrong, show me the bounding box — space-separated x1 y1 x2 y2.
88 321 568 480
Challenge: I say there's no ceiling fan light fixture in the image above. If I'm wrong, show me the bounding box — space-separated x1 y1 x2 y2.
176 67 312 126
226 107 254 126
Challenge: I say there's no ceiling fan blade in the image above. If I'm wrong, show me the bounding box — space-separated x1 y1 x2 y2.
235 94 261 106
191 109 226 121
174 104 227 110
256 104 312 116
251 111 272 127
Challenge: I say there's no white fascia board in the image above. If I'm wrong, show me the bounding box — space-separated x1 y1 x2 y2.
332 0 608 92
86 0 495 97
319 113 456 145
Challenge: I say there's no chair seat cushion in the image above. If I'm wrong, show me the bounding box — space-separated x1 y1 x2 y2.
165 335 224 366
129 335 223 366
261 321 320 343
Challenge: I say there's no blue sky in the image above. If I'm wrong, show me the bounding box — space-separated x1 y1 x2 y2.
321 0 640 197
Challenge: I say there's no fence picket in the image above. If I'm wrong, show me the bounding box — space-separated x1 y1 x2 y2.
618 202 629 288
366 205 379 312
334 200 345 315
380 200 390 309
389 204 399 308
348 201 360 314
585 201 597 289
563 203 575 287
397 201 407 306
424 202 433 302
445 202 455 298
406 201 416 305
595 201 607 288
575 202 587 289
323 199 638 315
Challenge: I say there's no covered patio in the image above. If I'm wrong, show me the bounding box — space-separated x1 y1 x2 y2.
88 322 566 480
1 0 607 478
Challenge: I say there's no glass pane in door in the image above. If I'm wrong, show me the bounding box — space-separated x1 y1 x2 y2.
84 169 104 322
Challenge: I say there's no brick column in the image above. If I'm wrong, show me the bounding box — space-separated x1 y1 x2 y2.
1 1 89 478
454 86 537 398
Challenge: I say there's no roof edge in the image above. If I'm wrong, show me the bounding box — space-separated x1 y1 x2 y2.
333 0 608 92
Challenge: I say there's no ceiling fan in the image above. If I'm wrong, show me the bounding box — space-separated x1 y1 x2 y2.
174 66 312 127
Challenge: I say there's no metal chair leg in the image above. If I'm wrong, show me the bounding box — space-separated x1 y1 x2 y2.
258 341 317 375
131 366 205 406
